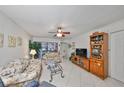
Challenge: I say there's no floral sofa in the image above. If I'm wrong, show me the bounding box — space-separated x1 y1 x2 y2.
42 52 61 63
0 59 42 87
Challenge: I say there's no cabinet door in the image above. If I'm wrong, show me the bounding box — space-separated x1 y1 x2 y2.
94 62 99 75
90 60 94 72
90 60 96 74
90 60 104 77
96 62 104 77
83 58 89 70
83 61 87 69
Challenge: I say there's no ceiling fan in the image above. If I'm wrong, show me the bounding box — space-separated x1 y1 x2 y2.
48 27 70 38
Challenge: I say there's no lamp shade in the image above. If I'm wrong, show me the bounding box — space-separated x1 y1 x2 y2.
30 49 37 55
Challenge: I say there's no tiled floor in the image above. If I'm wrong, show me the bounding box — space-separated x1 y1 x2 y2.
40 60 124 87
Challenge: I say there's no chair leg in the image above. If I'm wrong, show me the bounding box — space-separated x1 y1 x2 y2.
61 71 64 78
49 74 53 82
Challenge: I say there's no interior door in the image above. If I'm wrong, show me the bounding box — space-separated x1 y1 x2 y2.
111 31 124 82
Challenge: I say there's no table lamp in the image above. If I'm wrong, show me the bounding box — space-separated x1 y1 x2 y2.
30 49 37 59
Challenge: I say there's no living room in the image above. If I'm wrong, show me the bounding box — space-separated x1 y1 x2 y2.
0 5 124 87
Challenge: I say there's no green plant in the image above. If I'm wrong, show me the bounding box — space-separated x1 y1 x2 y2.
29 40 41 58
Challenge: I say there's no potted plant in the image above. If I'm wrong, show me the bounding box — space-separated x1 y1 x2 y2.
29 40 41 59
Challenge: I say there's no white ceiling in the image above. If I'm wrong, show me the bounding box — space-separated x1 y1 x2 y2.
0 5 124 39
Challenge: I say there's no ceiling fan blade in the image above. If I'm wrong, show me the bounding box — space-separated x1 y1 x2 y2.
48 32 57 33
53 34 56 37
62 32 70 34
62 34 65 37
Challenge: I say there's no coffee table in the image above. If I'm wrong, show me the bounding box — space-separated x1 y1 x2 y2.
47 61 64 82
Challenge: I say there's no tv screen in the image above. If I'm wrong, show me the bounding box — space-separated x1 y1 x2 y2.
76 48 87 57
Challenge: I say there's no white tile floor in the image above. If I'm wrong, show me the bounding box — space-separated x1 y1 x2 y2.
40 60 124 87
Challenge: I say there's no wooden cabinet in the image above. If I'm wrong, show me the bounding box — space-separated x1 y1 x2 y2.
71 32 108 79
71 56 90 71
90 32 108 79
82 57 89 71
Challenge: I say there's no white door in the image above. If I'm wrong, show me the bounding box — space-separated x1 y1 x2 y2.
111 31 124 82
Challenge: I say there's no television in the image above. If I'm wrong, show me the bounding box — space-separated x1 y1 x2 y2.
92 48 100 56
76 48 87 57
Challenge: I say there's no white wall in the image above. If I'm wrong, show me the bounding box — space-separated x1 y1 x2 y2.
70 33 90 58
70 19 124 78
110 31 124 82
0 11 31 66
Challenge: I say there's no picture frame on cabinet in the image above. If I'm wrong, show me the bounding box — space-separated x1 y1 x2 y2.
0 33 4 48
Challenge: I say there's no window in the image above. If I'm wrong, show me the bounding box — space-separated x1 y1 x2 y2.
41 42 58 57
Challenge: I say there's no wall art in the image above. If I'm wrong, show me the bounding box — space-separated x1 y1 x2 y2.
8 35 16 47
0 33 4 48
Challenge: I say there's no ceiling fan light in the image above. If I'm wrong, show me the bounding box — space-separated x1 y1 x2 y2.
57 33 62 37
58 29 62 33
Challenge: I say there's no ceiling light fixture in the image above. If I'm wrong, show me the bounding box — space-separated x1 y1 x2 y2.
58 29 62 33
58 27 62 33
57 33 62 37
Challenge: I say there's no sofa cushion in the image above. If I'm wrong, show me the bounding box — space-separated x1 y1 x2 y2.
12 59 30 74
0 59 29 76
0 68 15 76
23 80 39 87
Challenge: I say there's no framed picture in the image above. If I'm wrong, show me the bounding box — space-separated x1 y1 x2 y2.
0 33 4 48
17 37 22 46
8 35 16 47
72 42 75 50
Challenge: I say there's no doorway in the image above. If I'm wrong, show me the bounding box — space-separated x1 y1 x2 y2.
60 42 70 61
110 30 124 82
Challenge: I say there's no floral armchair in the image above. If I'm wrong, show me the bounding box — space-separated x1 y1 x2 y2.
0 59 42 87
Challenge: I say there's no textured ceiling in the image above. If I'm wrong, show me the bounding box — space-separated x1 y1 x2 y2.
0 5 124 39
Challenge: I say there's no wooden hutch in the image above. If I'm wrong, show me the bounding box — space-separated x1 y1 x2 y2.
90 32 108 79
